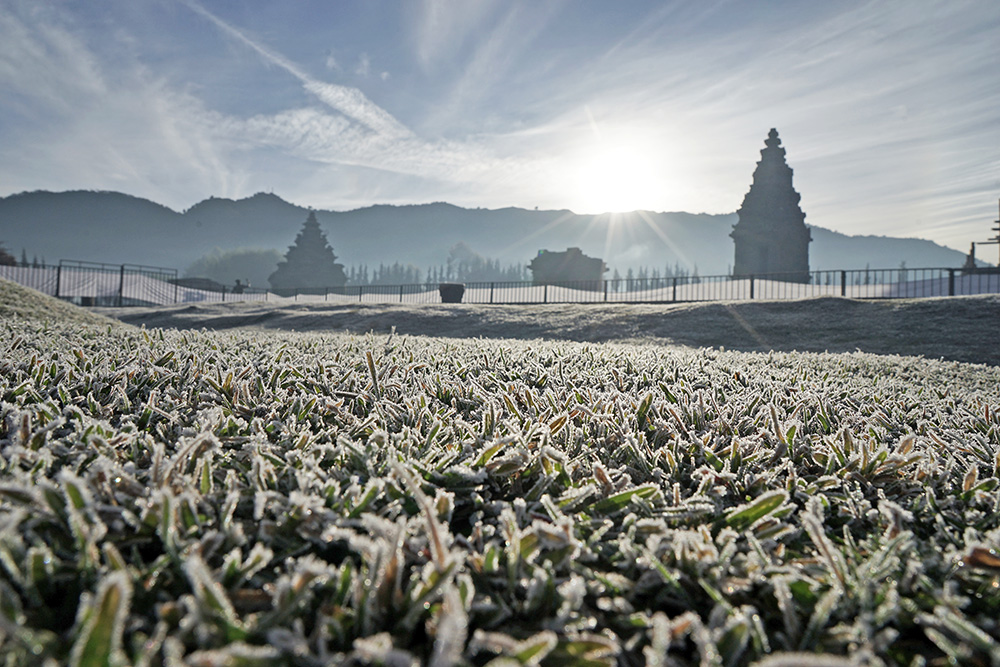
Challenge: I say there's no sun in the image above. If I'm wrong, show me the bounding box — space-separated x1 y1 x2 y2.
571 143 662 214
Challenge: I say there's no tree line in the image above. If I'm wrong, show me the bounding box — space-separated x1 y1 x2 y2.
344 258 531 286
608 263 702 292
0 244 46 267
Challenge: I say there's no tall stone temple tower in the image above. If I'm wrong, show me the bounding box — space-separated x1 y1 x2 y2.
731 128 811 283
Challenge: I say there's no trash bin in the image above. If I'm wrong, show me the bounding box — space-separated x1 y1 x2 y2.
439 283 465 303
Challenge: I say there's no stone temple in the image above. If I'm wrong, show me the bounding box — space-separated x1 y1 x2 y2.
731 128 811 283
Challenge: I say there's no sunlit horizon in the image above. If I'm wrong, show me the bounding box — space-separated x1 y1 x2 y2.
1 1 998 254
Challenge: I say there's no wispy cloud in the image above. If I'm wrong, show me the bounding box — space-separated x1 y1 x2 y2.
0 8 107 113
176 0 548 203
419 3 566 135
0 4 233 205
180 0 410 140
0 0 546 212
355 53 370 77
487 1 1000 246
413 0 501 72
0 0 996 253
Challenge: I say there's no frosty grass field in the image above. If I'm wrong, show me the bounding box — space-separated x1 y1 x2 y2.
2 279 1000 666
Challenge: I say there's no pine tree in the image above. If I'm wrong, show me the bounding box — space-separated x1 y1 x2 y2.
268 211 347 295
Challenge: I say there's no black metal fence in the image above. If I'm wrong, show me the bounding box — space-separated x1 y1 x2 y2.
2 261 998 307
54 260 180 306
0 261 269 306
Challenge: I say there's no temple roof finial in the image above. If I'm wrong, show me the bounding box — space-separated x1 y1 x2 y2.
765 128 781 148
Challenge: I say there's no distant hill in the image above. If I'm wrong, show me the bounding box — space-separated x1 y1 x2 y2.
0 189 978 277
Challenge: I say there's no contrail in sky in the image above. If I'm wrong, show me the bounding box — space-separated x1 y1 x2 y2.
178 0 411 139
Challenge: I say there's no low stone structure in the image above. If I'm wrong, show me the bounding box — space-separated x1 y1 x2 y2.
528 247 606 290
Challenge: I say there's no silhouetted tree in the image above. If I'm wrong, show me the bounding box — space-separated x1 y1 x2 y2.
269 211 347 295
0 243 16 266
371 262 422 285
345 264 375 286
440 243 530 282
346 256 527 287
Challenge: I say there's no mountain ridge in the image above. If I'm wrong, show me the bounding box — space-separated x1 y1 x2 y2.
0 189 978 277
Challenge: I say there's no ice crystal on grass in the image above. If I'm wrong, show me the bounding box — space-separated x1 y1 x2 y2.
1 317 1000 664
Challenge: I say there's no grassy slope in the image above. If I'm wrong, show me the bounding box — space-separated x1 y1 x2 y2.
2 294 1000 665
0 277 120 328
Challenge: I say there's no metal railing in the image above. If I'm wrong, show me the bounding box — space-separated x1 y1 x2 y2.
53 260 180 307
2 261 998 307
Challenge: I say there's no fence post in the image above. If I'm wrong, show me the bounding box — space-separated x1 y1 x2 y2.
544 284 548 304
948 269 955 296
604 280 608 302
490 282 494 304
749 275 755 300
672 277 677 302
358 285 363 302
118 264 125 307
55 265 62 299
840 271 847 297
174 280 179 304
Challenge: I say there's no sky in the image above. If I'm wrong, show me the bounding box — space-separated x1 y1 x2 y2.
1 0 998 255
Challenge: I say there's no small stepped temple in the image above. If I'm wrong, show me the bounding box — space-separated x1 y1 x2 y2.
268 210 347 296
731 128 811 283
528 247 606 289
